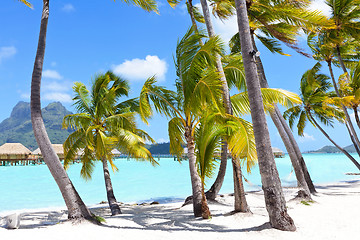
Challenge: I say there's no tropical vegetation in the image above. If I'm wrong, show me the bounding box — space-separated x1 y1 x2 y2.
63 72 156 215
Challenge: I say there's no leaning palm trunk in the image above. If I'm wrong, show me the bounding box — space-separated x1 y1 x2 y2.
232 157 249 212
101 158 121 215
234 0 295 231
199 0 245 204
31 0 93 221
308 111 360 170
185 128 205 217
327 60 360 157
250 34 312 197
275 107 316 193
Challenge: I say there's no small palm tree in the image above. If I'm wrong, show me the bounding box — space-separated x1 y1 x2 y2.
63 71 155 216
284 63 360 170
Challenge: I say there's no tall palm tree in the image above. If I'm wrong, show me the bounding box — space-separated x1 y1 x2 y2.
234 0 296 231
140 29 224 218
30 0 94 221
316 0 360 153
220 0 330 195
284 63 360 170
63 71 155 216
308 32 360 158
325 60 360 129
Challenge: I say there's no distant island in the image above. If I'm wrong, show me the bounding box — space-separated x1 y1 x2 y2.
306 145 356 153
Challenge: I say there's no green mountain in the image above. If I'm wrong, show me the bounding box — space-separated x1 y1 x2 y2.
0 101 73 150
309 144 356 153
146 142 171 155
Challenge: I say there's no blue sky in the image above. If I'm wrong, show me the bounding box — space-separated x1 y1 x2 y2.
0 0 356 152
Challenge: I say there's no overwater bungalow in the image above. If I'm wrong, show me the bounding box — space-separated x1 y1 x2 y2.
0 143 35 166
32 144 65 160
272 147 285 158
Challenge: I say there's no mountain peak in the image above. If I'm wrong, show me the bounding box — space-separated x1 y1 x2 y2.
0 101 73 150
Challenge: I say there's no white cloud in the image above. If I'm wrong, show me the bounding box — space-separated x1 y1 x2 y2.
0 46 17 63
42 70 63 79
298 132 315 143
62 4 75 13
51 61 57 67
212 15 238 44
157 138 169 143
43 81 72 92
309 0 332 17
112 55 168 81
43 93 72 103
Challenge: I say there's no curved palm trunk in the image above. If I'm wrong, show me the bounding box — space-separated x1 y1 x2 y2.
31 0 93 221
353 107 360 129
234 0 295 231
250 33 312 197
199 0 239 202
308 111 360 170
101 158 121 215
327 60 360 156
275 108 316 193
232 157 249 212
185 127 205 217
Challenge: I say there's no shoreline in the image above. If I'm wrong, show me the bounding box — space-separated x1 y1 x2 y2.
1 179 360 239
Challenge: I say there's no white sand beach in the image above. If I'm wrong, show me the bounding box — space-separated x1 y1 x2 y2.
1 180 360 240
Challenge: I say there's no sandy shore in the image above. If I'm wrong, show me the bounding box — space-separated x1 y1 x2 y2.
1 180 360 240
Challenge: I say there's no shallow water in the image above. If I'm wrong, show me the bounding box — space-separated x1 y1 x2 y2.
1 153 359 213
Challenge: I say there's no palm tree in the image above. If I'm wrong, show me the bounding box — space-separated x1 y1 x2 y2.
63 71 155 216
140 29 225 218
233 0 296 231
308 32 360 158
219 0 330 195
284 63 360 170
30 0 94 221
315 0 360 154
325 60 360 129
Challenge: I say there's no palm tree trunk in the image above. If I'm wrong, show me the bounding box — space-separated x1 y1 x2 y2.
199 0 236 202
201 181 211 219
234 0 295 231
275 108 316 193
31 0 93 221
353 107 360 129
327 60 360 157
185 127 203 217
336 45 348 74
250 33 312 197
205 142 228 200
232 157 250 212
101 158 121 215
308 111 360 170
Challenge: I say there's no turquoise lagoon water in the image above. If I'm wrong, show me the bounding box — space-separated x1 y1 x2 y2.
1 153 359 213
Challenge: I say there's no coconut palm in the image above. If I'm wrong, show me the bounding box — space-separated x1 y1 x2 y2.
140 28 224 218
30 0 95 221
233 0 296 231
312 0 360 154
326 60 360 129
221 0 331 195
63 71 155 216
284 63 360 170
308 31 360 157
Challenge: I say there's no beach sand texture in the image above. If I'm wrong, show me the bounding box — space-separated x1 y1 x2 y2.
1 180 360 240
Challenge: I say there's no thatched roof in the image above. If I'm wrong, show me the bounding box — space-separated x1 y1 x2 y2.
32 144 64 155
272 147 284 154
0 143 32 155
